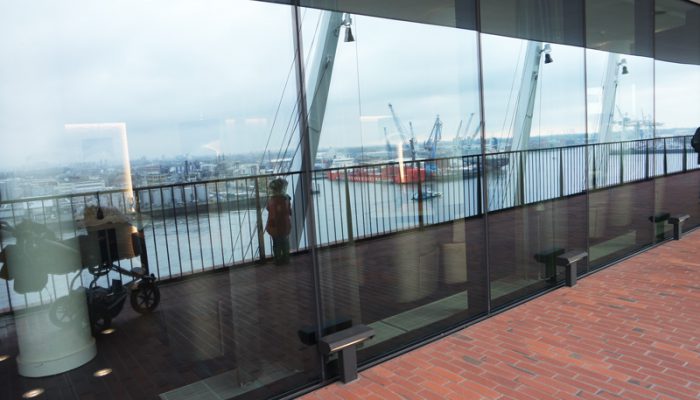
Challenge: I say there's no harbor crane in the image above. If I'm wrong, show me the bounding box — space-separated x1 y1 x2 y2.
383 127 393 155
424 115 443 157
388 103 417 161
594 53 629 185
423 115 443 174
506 41 553 206
288 11 349 250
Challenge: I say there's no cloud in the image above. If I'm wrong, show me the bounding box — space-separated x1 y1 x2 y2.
0 1 697 170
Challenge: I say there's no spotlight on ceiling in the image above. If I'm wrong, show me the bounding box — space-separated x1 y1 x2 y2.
543 44 553 64
344 27 354 43
620 58 629 75
342 13 354 43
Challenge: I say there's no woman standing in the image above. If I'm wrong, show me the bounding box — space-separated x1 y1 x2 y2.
265 178 292 265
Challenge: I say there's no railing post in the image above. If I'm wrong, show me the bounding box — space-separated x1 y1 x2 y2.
683 136 688 172
591 145 597 189
343 168 354 243
518 151 525 205
417 161 424 228
133 189 141 214
619 142 624 184
476 156 483 215
559 147 564 197
254 178 266 262
663 138 668 176
645 140 650 179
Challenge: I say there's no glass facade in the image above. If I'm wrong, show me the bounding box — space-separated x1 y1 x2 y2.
0 0 698 399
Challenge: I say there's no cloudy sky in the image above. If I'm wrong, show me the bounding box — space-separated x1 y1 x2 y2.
0 0 698 169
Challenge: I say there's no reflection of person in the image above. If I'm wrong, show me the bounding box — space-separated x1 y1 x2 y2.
265 178 292 265
692 126 700 164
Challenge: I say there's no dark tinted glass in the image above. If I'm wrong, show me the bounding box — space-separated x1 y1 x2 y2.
480 33 588 307
586 0 653 57
0 2 321 399
299 0 477 29
479 0 584 46
296 6 487 370
655 0 700 65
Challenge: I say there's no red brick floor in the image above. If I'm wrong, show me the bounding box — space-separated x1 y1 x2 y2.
301 229 700 400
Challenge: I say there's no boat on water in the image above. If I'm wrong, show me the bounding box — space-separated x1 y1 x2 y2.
411 189 442 201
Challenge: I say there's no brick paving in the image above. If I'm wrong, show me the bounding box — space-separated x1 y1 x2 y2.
301 229 700 400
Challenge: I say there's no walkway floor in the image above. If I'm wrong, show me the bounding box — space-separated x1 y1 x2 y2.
301 229 700 400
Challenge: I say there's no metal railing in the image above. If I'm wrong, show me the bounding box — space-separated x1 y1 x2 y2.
1 135 698 313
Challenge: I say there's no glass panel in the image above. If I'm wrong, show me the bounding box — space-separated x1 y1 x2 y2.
584 0 656 270
299 0 477 29
481 33 587 308
585 0 653 57
653 60 700 237
479 0 584 47
0 1 321 399
654 0 700 65
586 50 655 268
298 6 487 372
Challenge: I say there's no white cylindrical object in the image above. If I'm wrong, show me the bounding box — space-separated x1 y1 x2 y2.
5 232 96 377
15 299 96 377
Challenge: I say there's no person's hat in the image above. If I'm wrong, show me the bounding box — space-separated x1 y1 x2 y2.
269 178 288 193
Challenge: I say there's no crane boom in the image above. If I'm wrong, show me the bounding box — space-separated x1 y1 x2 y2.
507 41 549 207
388 103 407 142
289 11 344 250
424 115 443 159
454 119 464 141
383 127 393 154
388 103 416 161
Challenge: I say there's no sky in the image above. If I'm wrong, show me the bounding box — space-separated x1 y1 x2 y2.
0 0 698 170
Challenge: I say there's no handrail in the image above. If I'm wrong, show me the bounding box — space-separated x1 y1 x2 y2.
0 134 697 314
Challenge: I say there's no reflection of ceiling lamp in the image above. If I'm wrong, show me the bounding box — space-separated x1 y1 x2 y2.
543 43 553 64
342 13 354 42
619 58 629 75
93 368 113 377
22 389 45 399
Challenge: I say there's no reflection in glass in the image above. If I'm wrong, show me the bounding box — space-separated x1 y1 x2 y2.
653 60 700 239
0 1 321 399
299 7 487 368
481 34 587 306
584 0 657 268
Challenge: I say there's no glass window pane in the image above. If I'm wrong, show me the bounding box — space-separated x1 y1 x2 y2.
585 50 656 268
481 33 587 307
653 59 700 238
0 1 321 399
298 6 488 371
655 0 700 65
299 0 477 29
586 0 653 57
479 0 584 47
